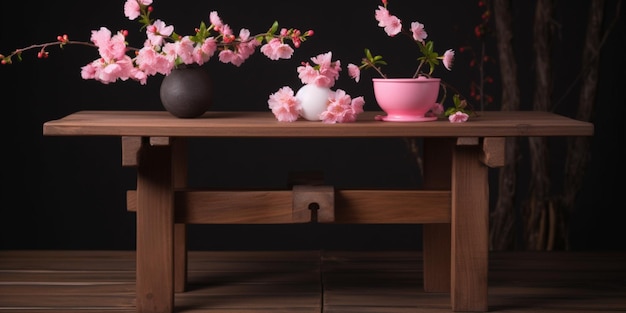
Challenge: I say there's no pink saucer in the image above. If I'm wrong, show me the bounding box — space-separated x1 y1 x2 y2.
376 115 438 122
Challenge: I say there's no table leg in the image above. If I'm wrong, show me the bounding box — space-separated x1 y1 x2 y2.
451 144 488 312
174 225 187 293
423 138 452 293
136 142 175 313
172 139 188 293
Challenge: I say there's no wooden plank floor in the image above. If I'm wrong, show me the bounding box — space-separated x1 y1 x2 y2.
0 250 624 312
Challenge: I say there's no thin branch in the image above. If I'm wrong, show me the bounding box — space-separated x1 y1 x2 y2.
552 0 622 112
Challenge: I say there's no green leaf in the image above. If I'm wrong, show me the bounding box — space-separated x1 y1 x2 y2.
268 21 279 34
444 107 458 116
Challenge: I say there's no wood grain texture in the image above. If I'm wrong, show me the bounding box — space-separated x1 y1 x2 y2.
334 190 451 223
451 144 489 311
126 189 451 224
422 138 454 294
43 111 594 138
121 136 141 167
136 143 174 312
480 137 505 168
172 138 188 293
0 250 624 312
292 185 335 223
39 111 596 313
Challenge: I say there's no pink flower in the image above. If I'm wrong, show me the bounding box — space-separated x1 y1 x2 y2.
218 39 259 67
237 40 261 58
213 28 260 66
220 24 234 39
80 62 98 80
310 52 333 69
269 51 365 123
442 49 455 70
123 0 141 20
218 49 241 66
286 28 304 48
430 103 444 116
320 89 365 124
128 66 148 85
124 0 152 20
351 1 469 123
90 28 128 61
2 0 313 86
268 86 301 122
347 63 361 83
147 20 174 47
375 6 402 37
448 111 469 123
296 64 319 85
193 37 217 65
357 1 457 80
410 22 427 43
80 55 137 84
297 51 341 88
209 11 224 32
135 45 175 76
350 96 365 115
95 63 123 84
89 27 112 48
260 38 294 60
162 37 195 65
374 6 391 24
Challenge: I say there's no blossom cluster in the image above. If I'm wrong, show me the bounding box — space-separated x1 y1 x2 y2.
345 0 471 123
1 0 312 85
268 52 365 123
347 1 455 80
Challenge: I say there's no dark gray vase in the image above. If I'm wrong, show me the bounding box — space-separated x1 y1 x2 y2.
160 65 213 118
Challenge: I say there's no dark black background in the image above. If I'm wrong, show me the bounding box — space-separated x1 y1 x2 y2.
0 0 624 251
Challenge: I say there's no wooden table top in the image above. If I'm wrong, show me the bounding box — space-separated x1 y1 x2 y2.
43 110 594 138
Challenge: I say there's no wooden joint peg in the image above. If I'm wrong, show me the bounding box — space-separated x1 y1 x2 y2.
481 137 505 168
150 136 172 146
121 136 142 167
292 185 334 223
456 137 480 146
122 137 174 166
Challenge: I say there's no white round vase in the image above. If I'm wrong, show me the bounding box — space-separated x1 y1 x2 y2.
295 84 332 121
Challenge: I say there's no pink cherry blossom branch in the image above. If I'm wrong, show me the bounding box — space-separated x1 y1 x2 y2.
1 37 100 64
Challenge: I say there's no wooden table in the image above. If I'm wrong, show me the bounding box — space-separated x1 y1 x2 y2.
43 110 594 312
